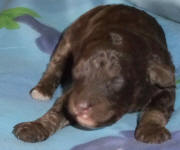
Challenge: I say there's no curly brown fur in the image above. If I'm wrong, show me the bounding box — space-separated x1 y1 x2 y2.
13 4 175 144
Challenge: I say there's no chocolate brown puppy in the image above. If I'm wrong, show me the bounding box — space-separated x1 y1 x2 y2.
13 4 175 144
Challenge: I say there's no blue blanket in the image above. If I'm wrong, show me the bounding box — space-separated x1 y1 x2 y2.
127 0 180 23
0 0 180 150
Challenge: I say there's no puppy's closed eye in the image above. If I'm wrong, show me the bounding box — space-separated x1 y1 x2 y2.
106 77 124 93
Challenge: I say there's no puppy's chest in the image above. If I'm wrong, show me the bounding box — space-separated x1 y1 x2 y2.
126 82 153 112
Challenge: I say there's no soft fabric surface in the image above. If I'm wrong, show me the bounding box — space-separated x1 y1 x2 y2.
127 0 180 23
0 0 180 150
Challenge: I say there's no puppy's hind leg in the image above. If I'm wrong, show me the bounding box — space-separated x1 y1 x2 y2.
13 90 71 142
31 37 72 101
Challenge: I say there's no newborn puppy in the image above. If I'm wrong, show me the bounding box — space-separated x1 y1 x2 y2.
13 4 175 144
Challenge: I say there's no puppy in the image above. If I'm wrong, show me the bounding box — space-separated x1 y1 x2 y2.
13 4 175 144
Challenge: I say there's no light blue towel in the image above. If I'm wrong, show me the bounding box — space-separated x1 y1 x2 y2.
0 0 180 150
127 0 180 23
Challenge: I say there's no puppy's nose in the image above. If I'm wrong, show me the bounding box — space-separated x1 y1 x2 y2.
76 102 91 114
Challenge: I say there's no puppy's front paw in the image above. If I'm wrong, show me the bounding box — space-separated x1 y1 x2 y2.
30 87 51 101
135 123 171 144
13 122 49 143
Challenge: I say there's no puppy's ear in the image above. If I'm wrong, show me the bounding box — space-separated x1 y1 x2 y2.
147 62 175 88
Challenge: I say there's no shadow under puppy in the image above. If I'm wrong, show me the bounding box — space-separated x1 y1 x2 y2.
13 4 175 144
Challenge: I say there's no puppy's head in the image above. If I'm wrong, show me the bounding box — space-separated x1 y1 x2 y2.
66 50 126 129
